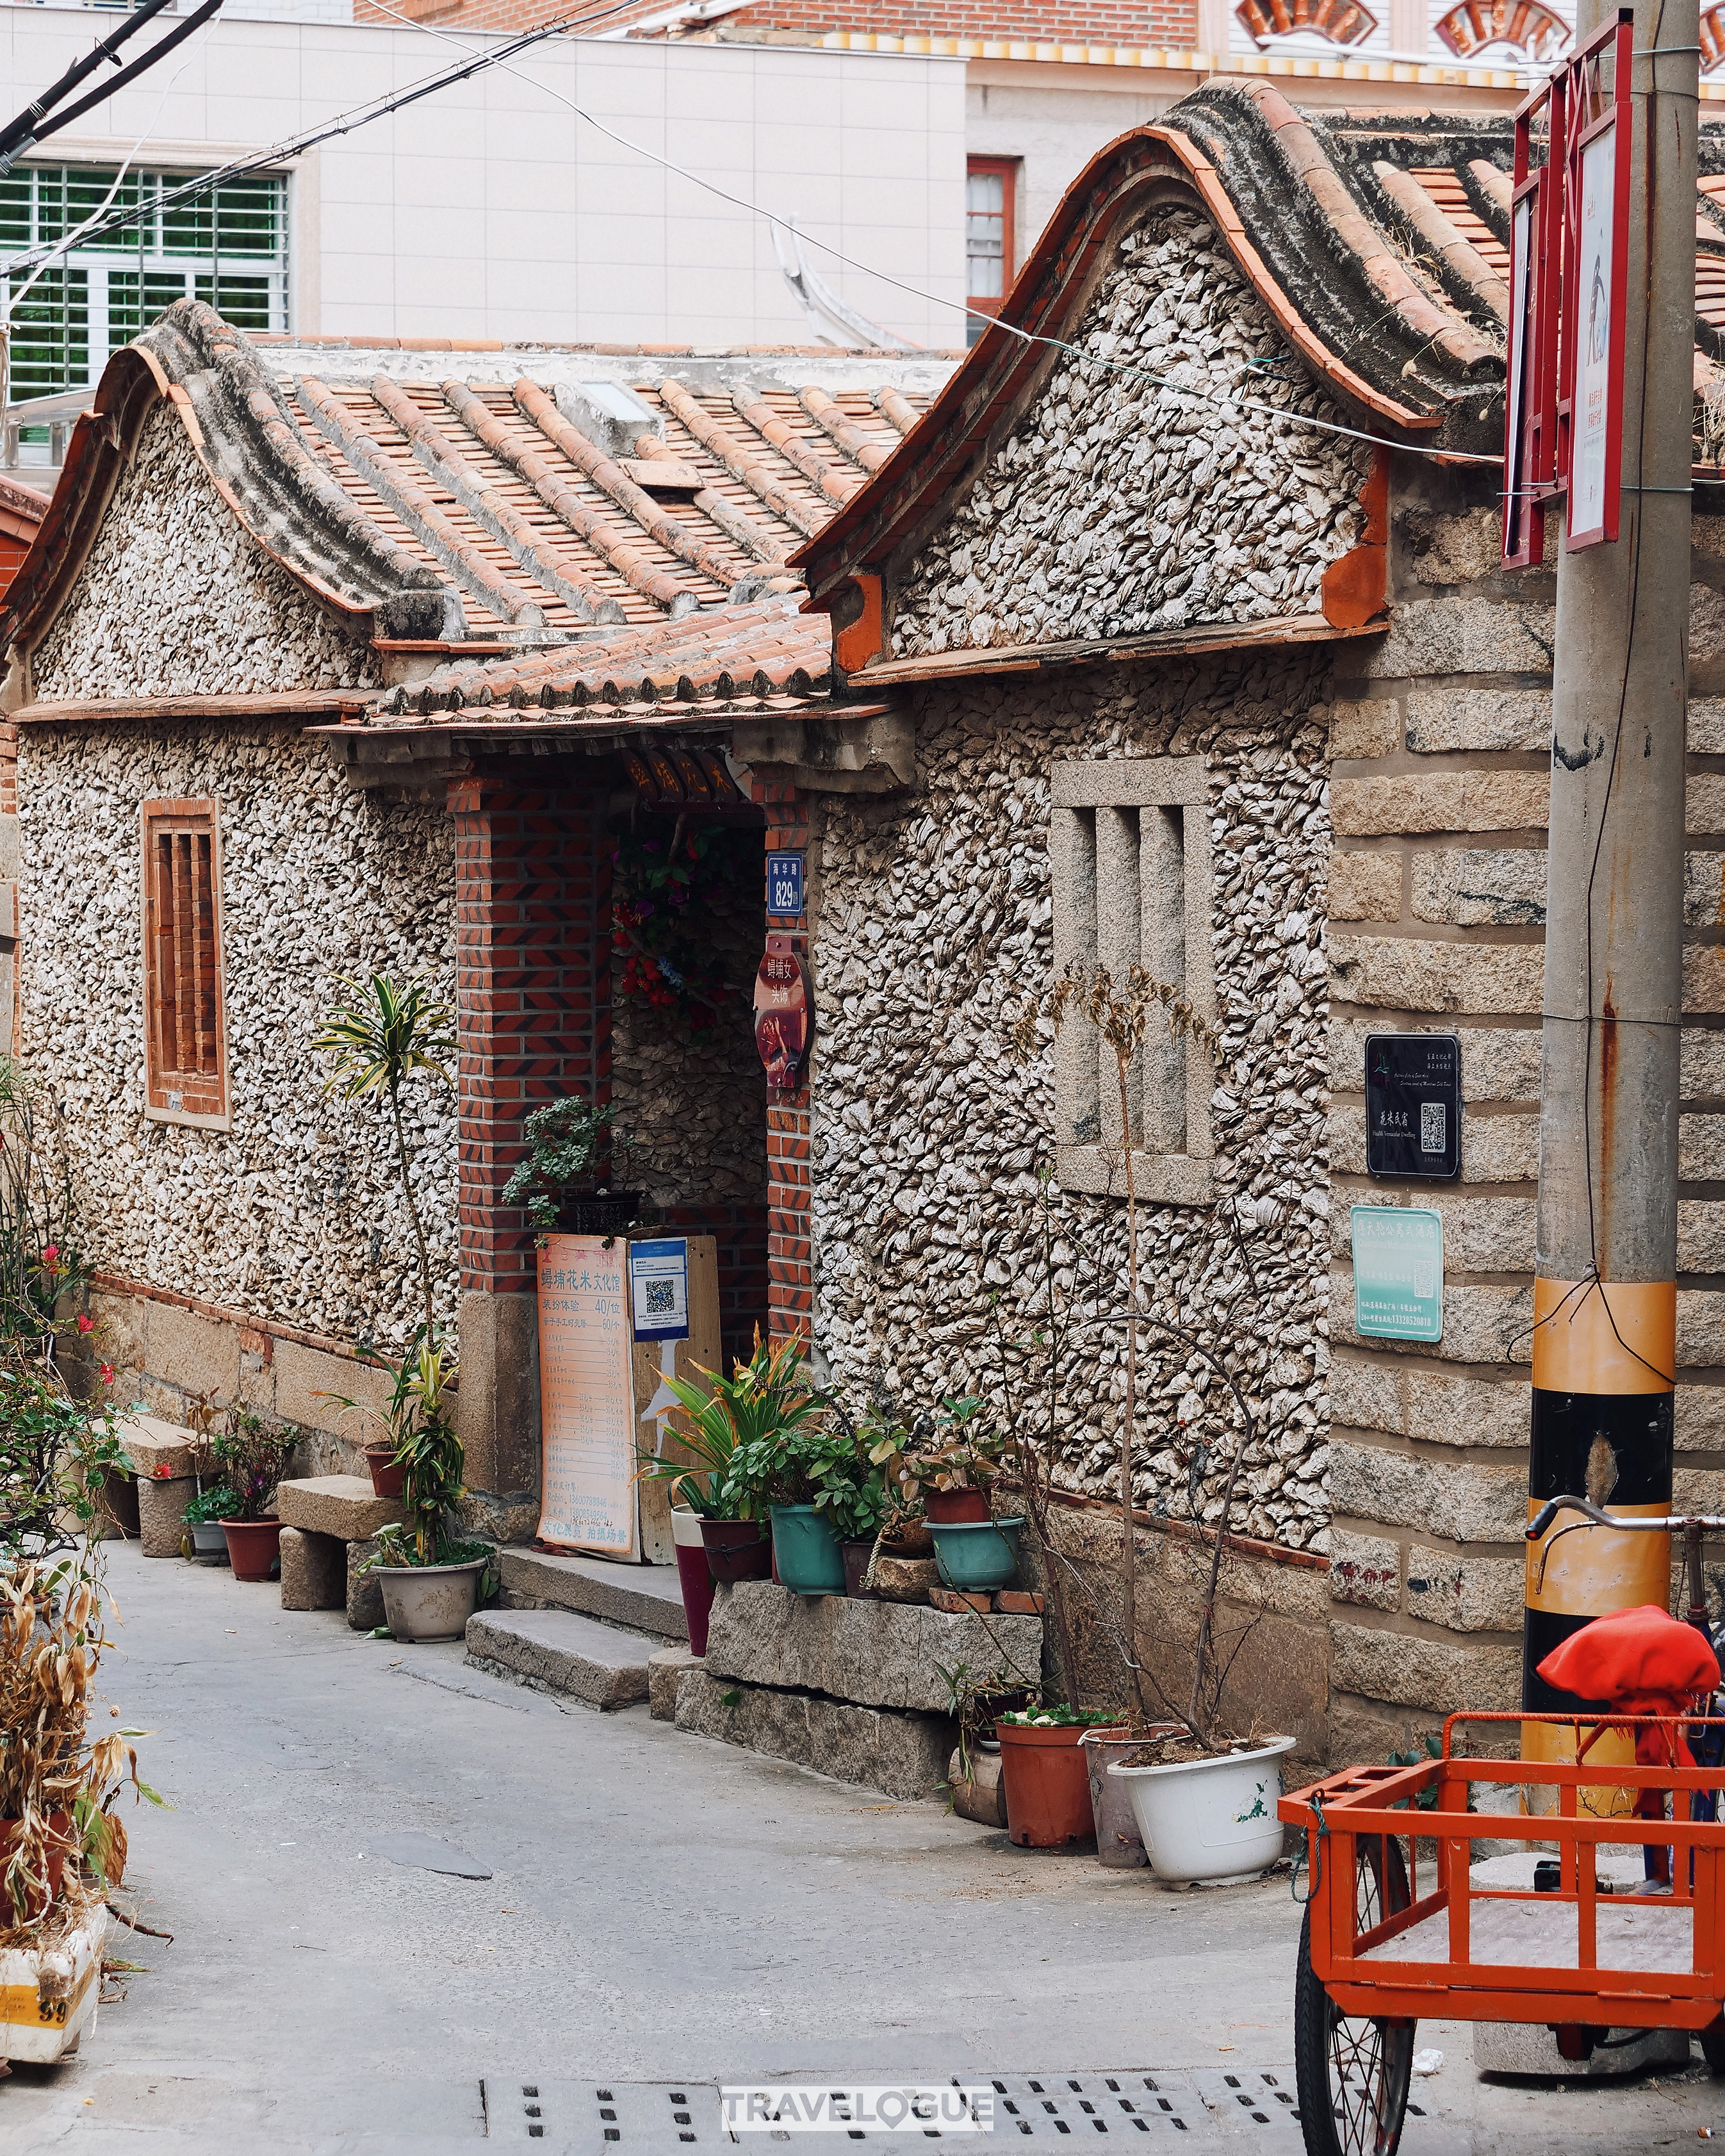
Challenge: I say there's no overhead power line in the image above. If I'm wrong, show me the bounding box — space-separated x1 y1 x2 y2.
0 0 184 172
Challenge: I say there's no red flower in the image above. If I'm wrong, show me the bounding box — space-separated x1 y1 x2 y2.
98 1362 115 1387
74 1314 94 1334
40 1245 60 1273
151 1463 173 1480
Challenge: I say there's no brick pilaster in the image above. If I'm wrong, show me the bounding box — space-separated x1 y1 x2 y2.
448 769 609 1298
755 780 812 1342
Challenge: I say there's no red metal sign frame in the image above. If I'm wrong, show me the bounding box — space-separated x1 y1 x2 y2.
1500 10 1633 566
1560 10 1633 550
1502 72 1564 568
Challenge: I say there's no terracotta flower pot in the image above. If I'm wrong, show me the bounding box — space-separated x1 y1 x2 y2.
997 1721 1097 1849
700 1517 772 1583
221 1518 282 1581
671 1508 715 1656
0 1810 71 1923
925 1488 990 1524
364 1447 405 1499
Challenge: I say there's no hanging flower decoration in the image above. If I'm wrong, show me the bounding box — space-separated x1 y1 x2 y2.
611 822 755 1033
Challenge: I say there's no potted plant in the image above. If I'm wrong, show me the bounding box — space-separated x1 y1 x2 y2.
996 1704 1123 1849
639 1332 828 1588
181 1483 238 1560
746 1419 879 1600
362 1444 405 1500
357 1330 493 1643
828 1467 888 1599
869 1396 1014 1524
502 1092 640 1236
212 1410 292 1580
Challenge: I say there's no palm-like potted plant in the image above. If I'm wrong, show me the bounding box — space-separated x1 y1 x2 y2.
638 1331 830 1593
313 972 489 1640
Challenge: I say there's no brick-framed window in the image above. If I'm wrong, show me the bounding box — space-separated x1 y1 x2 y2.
1050 756 1214 1205
966 157 1018 338
141 797 230 1128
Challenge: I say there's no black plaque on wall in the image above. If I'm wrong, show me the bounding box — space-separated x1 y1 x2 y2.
1365 1033 1462 1180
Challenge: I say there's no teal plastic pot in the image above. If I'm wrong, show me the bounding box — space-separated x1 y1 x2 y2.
769 1505 846 1596
931 1516 1024 1593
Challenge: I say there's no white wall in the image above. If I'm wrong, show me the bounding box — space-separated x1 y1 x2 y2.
0 8 968 349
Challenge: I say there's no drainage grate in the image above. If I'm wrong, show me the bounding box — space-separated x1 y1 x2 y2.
482 2075 1304 2149
487 2082 723 2148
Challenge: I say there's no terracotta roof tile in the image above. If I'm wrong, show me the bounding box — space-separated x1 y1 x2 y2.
374 592 830 719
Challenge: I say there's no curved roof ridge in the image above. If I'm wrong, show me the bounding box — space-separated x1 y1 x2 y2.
0 300 463 669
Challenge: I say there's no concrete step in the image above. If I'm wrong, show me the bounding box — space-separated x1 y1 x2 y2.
465 1608 654 1710
499 1547 688 1644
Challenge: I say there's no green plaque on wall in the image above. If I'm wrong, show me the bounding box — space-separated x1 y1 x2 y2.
1351 1205 1443 1343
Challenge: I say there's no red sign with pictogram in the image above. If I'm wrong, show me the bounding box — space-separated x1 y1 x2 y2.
754 934 813 1093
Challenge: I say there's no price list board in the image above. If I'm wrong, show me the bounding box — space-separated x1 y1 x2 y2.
535 1234 637 1557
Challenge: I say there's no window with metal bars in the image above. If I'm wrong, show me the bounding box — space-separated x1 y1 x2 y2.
1 164 287 407
142 800 229 1126
1049 756 1215 1205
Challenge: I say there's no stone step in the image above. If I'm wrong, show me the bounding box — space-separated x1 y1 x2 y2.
465 1608 653 1711
498 1547 689 1644
276 1474 402 1541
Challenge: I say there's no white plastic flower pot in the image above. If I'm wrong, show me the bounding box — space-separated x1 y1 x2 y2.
1108 1736 1296 1885
0 1901 105 2063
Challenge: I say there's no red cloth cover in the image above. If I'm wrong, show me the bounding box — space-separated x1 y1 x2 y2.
1536 1604 1720 1708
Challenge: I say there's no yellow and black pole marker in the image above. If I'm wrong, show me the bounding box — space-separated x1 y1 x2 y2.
1525 0 1695 1778
1524 1284 1674 1777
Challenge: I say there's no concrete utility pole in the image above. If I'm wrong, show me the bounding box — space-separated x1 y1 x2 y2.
1526 0 1699 1758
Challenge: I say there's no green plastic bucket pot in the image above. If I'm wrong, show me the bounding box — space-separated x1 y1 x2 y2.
930 1516 1023 1593
769 1505 846 1596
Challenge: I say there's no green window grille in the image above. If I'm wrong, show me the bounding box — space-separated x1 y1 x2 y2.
3 164 288 404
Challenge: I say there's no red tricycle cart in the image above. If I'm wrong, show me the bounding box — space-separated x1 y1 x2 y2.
1281 1497 1725 2156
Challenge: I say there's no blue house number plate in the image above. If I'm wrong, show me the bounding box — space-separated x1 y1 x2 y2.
767 851 804 915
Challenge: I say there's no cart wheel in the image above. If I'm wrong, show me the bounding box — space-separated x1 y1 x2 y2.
1701 2014 1725 2074
1294 1834 1415 2156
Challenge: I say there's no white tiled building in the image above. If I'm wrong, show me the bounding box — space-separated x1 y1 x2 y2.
0 1 969 427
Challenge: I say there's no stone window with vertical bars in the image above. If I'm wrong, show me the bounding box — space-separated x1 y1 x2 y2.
142 799 229 1127
1050 756 1214 1205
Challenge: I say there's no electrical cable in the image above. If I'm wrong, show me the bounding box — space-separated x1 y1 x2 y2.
0 4 648 274
0 0 183 167
6 18 219 325
21 0 226 156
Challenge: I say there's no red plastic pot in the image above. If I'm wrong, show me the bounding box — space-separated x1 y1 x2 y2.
700 1517 771 1584
926 1489 990 1524
671 1509 715 1656
222 1518 282 1581
997 1721 1097 1849
0 1810 71 1923
364 1447 405 1499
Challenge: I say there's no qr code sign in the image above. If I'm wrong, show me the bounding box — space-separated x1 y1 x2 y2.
1420 1101 1446 1155
644 1278 677 1315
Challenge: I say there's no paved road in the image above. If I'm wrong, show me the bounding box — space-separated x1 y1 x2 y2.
5 1543 1725 2151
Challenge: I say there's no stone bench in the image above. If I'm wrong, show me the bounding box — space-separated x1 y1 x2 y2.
275 1476 404 1629
119 1413 217 1558
669 1580 1045 1801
